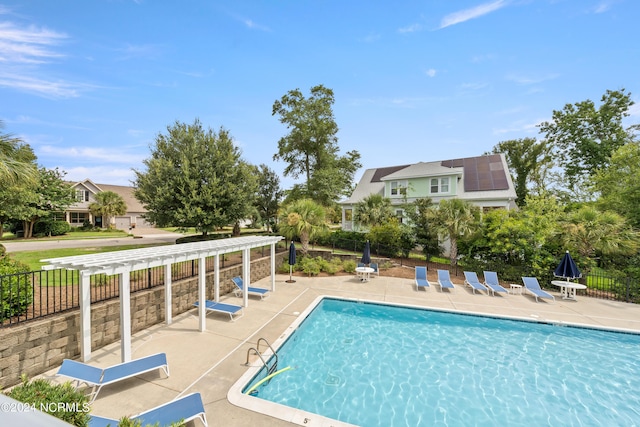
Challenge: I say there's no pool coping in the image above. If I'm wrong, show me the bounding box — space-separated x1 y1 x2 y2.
227 294 640 427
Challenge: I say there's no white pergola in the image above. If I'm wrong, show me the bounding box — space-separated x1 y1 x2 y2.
42 235 283 363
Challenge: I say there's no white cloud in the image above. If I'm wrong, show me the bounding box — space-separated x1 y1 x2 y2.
493 119 544 135
505 73 559 85
440 0 508 29
398 23 423 34
0 72 83 98
0 21 67 63
425 69 437 78
243 18 271 32
40 145 146 164
62 166 137 186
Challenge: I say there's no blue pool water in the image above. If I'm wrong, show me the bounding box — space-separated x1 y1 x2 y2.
244 298 640 426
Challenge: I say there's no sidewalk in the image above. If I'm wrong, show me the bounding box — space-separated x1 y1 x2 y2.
44 274 640 426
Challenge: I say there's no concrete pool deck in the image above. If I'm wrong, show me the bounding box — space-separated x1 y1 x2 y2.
44 273 640 426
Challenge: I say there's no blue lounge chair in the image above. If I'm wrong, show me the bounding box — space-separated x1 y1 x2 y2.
482 271 509 296
436 270 455 291
415 266 430 291
89 392 208 427
194 300 244 321
463 271 488 295
57 353 169 403
522 277 555 302
232 277 270 300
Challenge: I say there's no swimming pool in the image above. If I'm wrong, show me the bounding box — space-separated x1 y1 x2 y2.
229 297 640 426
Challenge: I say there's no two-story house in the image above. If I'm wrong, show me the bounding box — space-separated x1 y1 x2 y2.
64 179 152 230
340 154 517 231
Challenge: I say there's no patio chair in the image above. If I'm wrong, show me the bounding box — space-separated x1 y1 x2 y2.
522 277 555 302
57 353 169 403
370 262 379 277
415 266 430 291
482 271 509 296
436 269 455 291
193 300 244 321
89 392 208 427
231 277 270 300
463 271 488 295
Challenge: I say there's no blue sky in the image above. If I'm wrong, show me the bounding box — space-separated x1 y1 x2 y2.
1 0 639 189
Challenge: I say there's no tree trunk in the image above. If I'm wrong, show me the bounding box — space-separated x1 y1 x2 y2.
449 236 458 267
300 230 310 255
232 221 241 236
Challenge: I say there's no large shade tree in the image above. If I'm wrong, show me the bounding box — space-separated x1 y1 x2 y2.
490 138 552 206
254 164 283 232
278 198 328 255
538 89 636 196
134 120 257 234
89 191 127 229
272 84 361 205
592 142 640 228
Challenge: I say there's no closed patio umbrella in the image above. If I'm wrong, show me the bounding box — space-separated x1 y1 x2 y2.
554 251 581 280
286 241 296 283
361 240 371 266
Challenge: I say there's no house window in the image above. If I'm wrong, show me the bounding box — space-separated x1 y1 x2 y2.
345 209 353 221
70 212 88 224
430 178 450 194
395 209 404 224
75 190 89 202
390 181 407 196
52 212 65 221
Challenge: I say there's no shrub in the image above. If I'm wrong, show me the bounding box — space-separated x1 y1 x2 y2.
0 244 5 257
34 219 71 237
299 256 321 276
6 375 91 427
343 259 356 273
0 257 32 321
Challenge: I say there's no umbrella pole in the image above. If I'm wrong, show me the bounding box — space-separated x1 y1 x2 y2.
286 265 296 283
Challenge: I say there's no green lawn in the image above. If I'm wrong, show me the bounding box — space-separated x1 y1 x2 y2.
10 244 170 271
1 229 130 242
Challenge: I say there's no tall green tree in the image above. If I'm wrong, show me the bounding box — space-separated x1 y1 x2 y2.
89 191 127 229
490 138 552 206
15 167 76 238
538 89 636 194
592 142 640 228
427 198 480 267
353 194 394 229
255 164 283 232
278 198 328 255
272 84 361 205
405 198 441 260
0 120 38 186
134 120 257 234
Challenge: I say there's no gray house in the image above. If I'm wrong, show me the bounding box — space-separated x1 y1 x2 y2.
64 179 152 230
340 154 517 231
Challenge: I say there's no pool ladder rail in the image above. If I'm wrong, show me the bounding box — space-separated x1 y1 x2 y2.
245 337 278 376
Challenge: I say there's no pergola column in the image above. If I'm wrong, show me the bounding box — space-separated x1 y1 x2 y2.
198 255 206 332
214 254 220 302
270 242 276 291
164 263 172 325
242 248 250 307
119 272 132 362
79 271 92 362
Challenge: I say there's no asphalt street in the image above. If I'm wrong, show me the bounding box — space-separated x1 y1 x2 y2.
1 230 182 253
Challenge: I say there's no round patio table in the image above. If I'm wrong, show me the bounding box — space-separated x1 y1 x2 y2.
355 267 374 282
551 280 586 301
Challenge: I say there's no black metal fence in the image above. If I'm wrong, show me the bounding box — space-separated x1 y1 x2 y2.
0 246 283 328
318 238 640 304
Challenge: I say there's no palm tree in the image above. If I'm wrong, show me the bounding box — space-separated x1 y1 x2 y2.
428 198 480 266
278 198 328 255
353 194 394 229
562 206 639 268
89 191 127 229
0 120 38 186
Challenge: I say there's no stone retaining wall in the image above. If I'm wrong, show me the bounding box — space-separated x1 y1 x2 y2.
0 251 287 389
